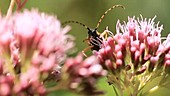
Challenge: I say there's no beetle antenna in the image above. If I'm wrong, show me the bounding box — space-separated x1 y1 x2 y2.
62 20 91 31
95 5 125 31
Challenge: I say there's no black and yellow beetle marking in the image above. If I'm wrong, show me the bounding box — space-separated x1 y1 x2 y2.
62 5 125 57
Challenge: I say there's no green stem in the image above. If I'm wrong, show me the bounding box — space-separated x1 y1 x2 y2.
112 85 119 96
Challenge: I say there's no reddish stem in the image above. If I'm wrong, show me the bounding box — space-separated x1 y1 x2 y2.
17 0 28 11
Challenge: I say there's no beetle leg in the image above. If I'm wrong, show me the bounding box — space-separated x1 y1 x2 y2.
100 26 113 38
100 31 108 38
83 38 89 43
82 46 93 57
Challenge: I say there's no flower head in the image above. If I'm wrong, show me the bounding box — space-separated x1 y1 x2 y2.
0 9 74 95
94 15 170 95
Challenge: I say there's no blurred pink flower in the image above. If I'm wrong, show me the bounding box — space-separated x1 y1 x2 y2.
0 9 74 95
62 53 107 95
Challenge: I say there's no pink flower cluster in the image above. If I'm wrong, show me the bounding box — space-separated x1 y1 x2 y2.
95 15 170 73
94 15 170 95
62 53 107 95
0 9 74 95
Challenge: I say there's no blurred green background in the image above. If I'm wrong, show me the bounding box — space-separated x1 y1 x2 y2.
0 0 170 96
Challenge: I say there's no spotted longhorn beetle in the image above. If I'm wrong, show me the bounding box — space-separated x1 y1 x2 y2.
62 5 125 57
